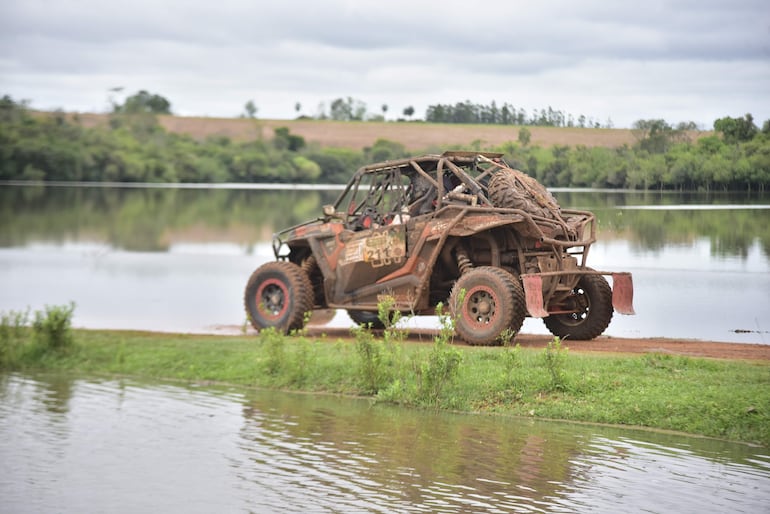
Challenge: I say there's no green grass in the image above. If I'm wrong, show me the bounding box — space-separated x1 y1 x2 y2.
3 326 768 446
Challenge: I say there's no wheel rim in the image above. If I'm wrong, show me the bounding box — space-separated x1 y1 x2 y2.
463 285 498 327
559 287 590 326
256 278 289 320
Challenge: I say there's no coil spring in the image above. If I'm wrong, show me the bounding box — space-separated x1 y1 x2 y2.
455 247 473 275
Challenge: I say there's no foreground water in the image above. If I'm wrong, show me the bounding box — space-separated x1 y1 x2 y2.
1 373 768 513
0 185 768 343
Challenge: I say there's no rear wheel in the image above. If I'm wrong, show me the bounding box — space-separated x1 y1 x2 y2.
244 261 313 333
544 274 613 340
347 310 386 329
450 267 526 346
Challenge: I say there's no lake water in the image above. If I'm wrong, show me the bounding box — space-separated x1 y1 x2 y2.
1 372 768 513
0 184 769 343
2 185 770 513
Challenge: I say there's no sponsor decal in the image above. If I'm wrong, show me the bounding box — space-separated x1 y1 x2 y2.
342 230 406 268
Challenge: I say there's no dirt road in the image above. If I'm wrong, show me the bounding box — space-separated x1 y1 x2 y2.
302 326 770 361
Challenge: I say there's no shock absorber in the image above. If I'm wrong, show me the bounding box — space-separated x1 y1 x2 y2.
455 246 473 275
301 255 317 275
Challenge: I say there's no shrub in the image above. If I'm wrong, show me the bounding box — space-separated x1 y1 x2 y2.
542 337 568 391
354 324 388 394
355 295 409 395
416 303 462 404
0 308 30 367
32 302 75 352
260 327 286 376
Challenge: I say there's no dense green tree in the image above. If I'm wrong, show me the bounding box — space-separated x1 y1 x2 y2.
568 145 621 187
329 97 367 121
307 148 363 183
424 100 605 129
1 95 768 190
273 127 306 152
244 100 257 118
291 156 321 181
366 139 408 162
114 90 172 114
714 114 758 144
632 119 677 154
518 127 531 146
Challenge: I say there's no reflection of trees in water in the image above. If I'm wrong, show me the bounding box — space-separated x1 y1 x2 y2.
1 187 767 259
236 390 768 509
553 190 770 259
26 373 76 415
239 393 584 506
0 374 76 445
599 208 769 259
0 187 340 252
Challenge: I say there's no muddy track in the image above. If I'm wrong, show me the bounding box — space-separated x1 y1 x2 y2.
303 326 770 361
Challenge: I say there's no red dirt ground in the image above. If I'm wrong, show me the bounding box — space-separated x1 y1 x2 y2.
301 326 770 361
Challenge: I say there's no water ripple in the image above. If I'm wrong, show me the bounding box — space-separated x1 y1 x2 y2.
2 374 768 513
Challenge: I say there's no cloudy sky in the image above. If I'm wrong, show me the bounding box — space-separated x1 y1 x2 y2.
1 0 768 128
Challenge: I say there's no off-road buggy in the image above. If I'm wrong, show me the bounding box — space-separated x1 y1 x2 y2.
244 151 634 345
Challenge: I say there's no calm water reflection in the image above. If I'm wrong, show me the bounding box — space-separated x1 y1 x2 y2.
0 185 768 342
1 373 768 513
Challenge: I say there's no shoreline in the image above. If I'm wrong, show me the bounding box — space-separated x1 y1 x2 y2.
114 323 770 361
305 327 770 361
5 327 766 445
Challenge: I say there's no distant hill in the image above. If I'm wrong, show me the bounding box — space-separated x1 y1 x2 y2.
72 113 695 151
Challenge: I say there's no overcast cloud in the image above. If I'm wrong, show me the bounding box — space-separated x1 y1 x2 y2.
1 0 768 128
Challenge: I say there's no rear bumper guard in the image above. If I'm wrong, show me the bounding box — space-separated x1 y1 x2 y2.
521 271 635 318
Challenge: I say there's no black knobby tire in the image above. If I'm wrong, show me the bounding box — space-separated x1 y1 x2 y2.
502 268 528 335
488 168 561 218
244 261 314 333
347 310 386 330
544 273 613 340
449 266 526 346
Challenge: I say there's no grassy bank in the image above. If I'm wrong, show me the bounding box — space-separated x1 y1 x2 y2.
2 314 768 446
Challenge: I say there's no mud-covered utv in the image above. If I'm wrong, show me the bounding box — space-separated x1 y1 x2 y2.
244 151 634 345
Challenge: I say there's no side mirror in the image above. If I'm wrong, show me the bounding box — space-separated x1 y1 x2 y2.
323 205 336 217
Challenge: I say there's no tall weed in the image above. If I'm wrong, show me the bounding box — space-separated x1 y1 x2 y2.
260 327 286 376
287 335 313 387
416 302 462 404
0 308 30 367
354 324 389 394
33 302 76 351
1 303 76 368
354 296 408 394
257 314 318 385
542 337 568 391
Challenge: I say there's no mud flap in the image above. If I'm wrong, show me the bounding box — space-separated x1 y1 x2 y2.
612 272 635 315
521 274 549 318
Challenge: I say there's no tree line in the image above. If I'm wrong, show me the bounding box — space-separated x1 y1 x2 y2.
1 93 768 191
425 101 612 128
258 96 608 126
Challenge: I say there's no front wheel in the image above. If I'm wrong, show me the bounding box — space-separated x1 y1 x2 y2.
544 274 613 340
244 261 313 333
450 267 526 346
